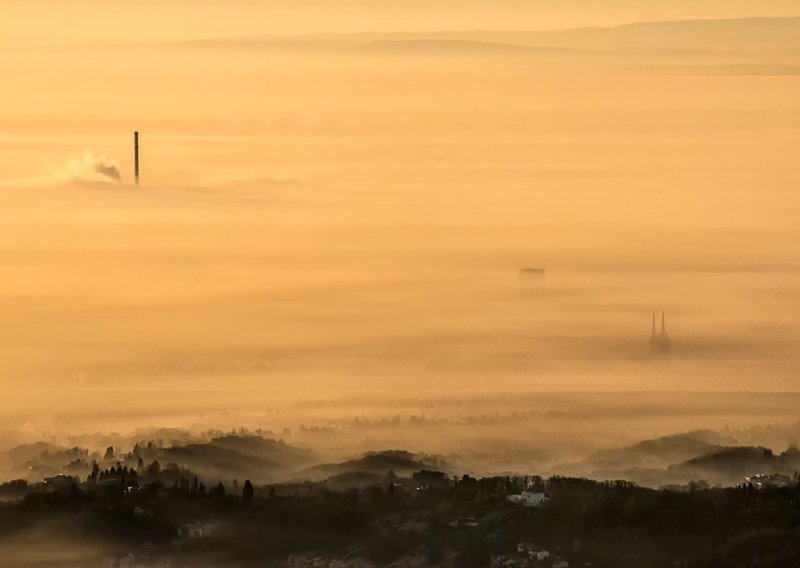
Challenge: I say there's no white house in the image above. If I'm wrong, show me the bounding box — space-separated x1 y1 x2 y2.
178 522 211 539
507 491 547 507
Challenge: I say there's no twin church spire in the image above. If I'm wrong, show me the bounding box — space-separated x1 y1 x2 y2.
650 311 671 354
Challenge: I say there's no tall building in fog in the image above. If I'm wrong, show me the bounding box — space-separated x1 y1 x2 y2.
649 311 672 355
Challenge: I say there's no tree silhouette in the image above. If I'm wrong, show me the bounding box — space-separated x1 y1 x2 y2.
88 462 100 483
146 460 161 478
242 480 254 502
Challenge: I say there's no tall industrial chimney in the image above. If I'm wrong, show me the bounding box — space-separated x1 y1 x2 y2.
134 131 140 186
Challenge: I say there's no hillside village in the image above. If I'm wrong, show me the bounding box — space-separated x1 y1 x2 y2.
1 435 800 567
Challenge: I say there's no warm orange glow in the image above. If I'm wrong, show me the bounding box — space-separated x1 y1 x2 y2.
0 2 798 447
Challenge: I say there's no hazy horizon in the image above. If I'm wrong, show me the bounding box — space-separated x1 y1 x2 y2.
2 1 800 40
1 4 799 459
2 6 800 566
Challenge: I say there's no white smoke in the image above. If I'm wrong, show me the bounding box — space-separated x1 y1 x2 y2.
66 150 122 183
2 150 124 188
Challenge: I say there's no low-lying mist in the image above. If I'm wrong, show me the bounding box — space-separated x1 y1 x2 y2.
3 392 800 491
1 21 799 493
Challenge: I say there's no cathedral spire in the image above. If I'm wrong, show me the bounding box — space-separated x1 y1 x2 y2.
650 311 672 355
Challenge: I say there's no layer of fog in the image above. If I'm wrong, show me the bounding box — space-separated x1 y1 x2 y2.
0 30 799 463
4 392 800 491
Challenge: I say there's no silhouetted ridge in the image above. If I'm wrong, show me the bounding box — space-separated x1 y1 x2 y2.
158 435 316 483
359 39 579 55
296 450 447 481
177 17 800 54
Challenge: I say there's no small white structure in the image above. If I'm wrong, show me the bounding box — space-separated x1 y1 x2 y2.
178 522 210 539
507 491 547 507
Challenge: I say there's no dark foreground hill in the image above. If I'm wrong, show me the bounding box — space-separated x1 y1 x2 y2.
3 468 800 568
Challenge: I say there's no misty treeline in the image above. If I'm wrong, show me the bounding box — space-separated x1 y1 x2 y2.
8 415 800 493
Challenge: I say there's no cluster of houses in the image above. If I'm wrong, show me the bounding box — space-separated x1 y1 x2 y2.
743 473 795 489
506 491 547 507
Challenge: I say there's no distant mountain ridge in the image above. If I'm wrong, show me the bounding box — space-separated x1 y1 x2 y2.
177 17 800 55
166 17 800 75
357 39 581 55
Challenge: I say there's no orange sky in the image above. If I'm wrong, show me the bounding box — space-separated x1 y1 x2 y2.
0 2 799 444
1 0 799 41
